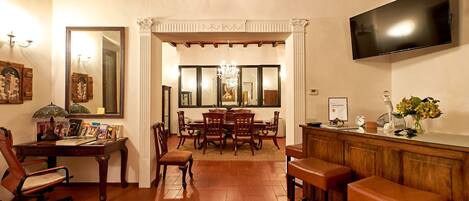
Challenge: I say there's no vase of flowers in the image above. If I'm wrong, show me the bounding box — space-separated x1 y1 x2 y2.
394 96 442 133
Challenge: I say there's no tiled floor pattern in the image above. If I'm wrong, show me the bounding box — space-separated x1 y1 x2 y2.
48 135 303 201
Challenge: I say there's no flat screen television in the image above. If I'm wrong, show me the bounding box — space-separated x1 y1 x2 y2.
350 0 452 60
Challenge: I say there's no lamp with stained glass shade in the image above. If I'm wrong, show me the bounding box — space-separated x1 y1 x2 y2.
32 103 68 141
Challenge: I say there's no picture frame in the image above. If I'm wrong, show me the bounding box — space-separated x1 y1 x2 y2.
222 83 235 102
328 97 349 122
71 72 93 103
0 61 25 104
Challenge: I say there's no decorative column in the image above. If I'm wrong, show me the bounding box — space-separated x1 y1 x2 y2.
290 19 308 144
137 17 153 188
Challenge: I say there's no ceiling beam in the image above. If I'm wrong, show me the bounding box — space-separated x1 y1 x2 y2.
165 40 285 48
272 41 278 47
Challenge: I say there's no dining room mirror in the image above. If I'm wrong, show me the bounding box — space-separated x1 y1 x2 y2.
65 27 125 118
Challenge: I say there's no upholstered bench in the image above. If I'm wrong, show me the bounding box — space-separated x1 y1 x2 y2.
285 144 304 189
287 157 351 201
348 176 446 201
286 144 303 162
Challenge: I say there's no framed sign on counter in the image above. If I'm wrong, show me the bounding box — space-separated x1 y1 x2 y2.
328 97 348 121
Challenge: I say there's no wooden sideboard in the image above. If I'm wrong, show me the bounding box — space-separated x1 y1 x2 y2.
301 125 469 201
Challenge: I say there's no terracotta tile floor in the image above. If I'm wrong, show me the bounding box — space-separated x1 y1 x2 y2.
48 136 303 201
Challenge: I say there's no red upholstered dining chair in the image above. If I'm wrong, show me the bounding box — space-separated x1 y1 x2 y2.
176 111 200 149
232 113 256 156
152 123 193 190
259 111 280 149
0 127 71 201
202 112 226 155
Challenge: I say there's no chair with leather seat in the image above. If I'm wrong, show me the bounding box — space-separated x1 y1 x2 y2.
232 113 256 156
176 111 200 149
285 144 304 189
152 123 193 190
0 127 71 201
259 111 280 149
286 144 303 162
287 157 351 201
201 112 226 155
348 176 446 201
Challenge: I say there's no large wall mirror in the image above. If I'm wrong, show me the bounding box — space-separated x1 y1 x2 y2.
65 27 125 118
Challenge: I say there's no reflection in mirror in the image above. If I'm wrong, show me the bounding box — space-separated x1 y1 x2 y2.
221 77 238 106
201 68 217 106
242 68 258 106
66 27 125 118
262 67 279 106
180 68 197 106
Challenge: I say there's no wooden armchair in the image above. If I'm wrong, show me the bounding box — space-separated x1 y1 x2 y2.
0 127 71 201
152 123 193 190
232 113 256 156
259 111 280 149
202 113 226 155
176 111 200 149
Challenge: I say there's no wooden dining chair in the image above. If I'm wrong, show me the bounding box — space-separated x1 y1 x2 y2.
202 112 226 155
232 113 256 156
176 111 200 149
0 127 71 201
259 111 280 149
153 123 193 190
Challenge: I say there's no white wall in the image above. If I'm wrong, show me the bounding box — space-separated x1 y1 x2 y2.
0 0 53 183
391 0 469 135
0 0 394 185
162 44 287 136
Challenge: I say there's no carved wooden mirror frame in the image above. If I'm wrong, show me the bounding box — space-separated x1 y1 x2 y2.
65 26 125 118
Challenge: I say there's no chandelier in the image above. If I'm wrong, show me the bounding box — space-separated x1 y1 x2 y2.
217 60 239 87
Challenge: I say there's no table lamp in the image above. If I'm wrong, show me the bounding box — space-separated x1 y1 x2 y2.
33 102 69 141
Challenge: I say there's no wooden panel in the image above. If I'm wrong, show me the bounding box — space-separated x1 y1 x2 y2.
301 126 469 201
306 132 343 164
402 152 464 201
22 67 33 100
345 142 382 180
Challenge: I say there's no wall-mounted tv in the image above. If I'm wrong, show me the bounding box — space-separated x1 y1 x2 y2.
350 0 452 60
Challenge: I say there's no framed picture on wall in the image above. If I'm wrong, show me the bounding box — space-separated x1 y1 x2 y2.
222 83 235 102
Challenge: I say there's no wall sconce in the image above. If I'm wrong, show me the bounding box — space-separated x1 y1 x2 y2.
7 31 33 48
77 54 91 62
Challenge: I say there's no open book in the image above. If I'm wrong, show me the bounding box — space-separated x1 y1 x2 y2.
55 137 96 146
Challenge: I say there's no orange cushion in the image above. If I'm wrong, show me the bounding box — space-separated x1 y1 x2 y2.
286 144 303 159
348 176 446 201
160 151 192 165
288 157 351 190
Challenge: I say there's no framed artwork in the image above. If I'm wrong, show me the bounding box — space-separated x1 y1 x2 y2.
222 83 235 102
328 97 349 121
0 61 23 104
71 73 93 103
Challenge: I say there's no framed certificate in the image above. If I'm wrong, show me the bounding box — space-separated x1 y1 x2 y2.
328 97 348 121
